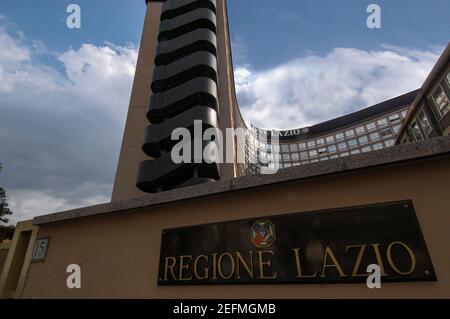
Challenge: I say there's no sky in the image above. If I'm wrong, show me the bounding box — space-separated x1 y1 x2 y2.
0 0 448 224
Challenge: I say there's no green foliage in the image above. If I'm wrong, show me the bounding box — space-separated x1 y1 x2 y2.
0 163 13 224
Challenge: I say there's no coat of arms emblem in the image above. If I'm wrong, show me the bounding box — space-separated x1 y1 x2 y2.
251 220 276 248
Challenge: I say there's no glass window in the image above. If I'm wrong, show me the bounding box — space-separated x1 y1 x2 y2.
311 158 319 163
345 129 355 138
362 146 371 153
370 132 380 142
301 161 309 165
348 139 358 148
328 145 337 154
377 118 388 128
389 114 401 124
298 142 307 150
281 144 289 153
284 163 292 168
282 153 291 161
309 150 318 158
326 136 334 144
401 110 408 119
293 162 300 167
338 142 348 151
446 71 450 86
318 147 327 156
384 139 395 147
356 126 365 135
335 132 345 141
340 152 349 157
366 122 376 132
351 149 361 155
410 121 424 141
300 152 309 160
320 157 329 161
289 144 298 152
359 135 369 145
330 155 339 159
380 128 392 138
307 141 316 149
432 86 450 117
291 153 300 161
373 143 383 150
392 124 401 134
418 110 432 136
316 138 325 146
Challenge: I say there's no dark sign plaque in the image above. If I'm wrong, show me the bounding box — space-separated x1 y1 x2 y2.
158 201 436 286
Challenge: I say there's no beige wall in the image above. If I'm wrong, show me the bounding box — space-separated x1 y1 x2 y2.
111 2 162 201
22 156 450 298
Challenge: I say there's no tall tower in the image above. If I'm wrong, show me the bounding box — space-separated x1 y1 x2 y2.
112 0 238 201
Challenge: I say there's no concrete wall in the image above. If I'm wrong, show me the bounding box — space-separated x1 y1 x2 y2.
22 156 450 298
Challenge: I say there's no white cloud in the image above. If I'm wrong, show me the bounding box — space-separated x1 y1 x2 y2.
0 21 138 225
235 46 443 130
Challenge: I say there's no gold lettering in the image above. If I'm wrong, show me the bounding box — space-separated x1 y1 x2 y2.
163 257 177 281
193 255 209 280
178 255 193 281
257 251 278 279
293 248 317 278
387 242 416 275
345 245 367 277
218 252 235 280
212 253 218 280
235 252 254 279
321 246 346 277
370 243 388 276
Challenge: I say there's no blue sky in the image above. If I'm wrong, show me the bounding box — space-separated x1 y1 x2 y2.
0 0 448 69
0 1 448 223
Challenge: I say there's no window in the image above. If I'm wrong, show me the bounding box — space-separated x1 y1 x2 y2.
316 138 325 146
282 153 291 161
309 150 318 158
373 143 383 150
418 110 432 136
298 142 307 150
284 163 292 168
410 121 424 141
362 146 371 153
389 114 401 125
328 145 337 154
291 153 300 161
300 152 309 160
281 144 290 153
351 149 360 155
432 86 450 117
345 129 355 139
377 118 388 128
338 142 348 151
392 124 401 134
446 71 450 86
380 128 392 139
401 110 408 118
289 144 298 152
359 135 369 145
384 139 395 147
318 147 327 156
348 139 358 148
366 122 376 132
320 156 329 161
330 155 339 159
356 126 365 135
335 132 345 141
326 136 334 144
370 132 380 142
307 141 316 149
340 152 349 157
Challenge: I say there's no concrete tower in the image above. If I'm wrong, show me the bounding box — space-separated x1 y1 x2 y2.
112 0 238 201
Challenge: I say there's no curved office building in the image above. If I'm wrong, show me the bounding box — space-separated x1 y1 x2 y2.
111 0 449 198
